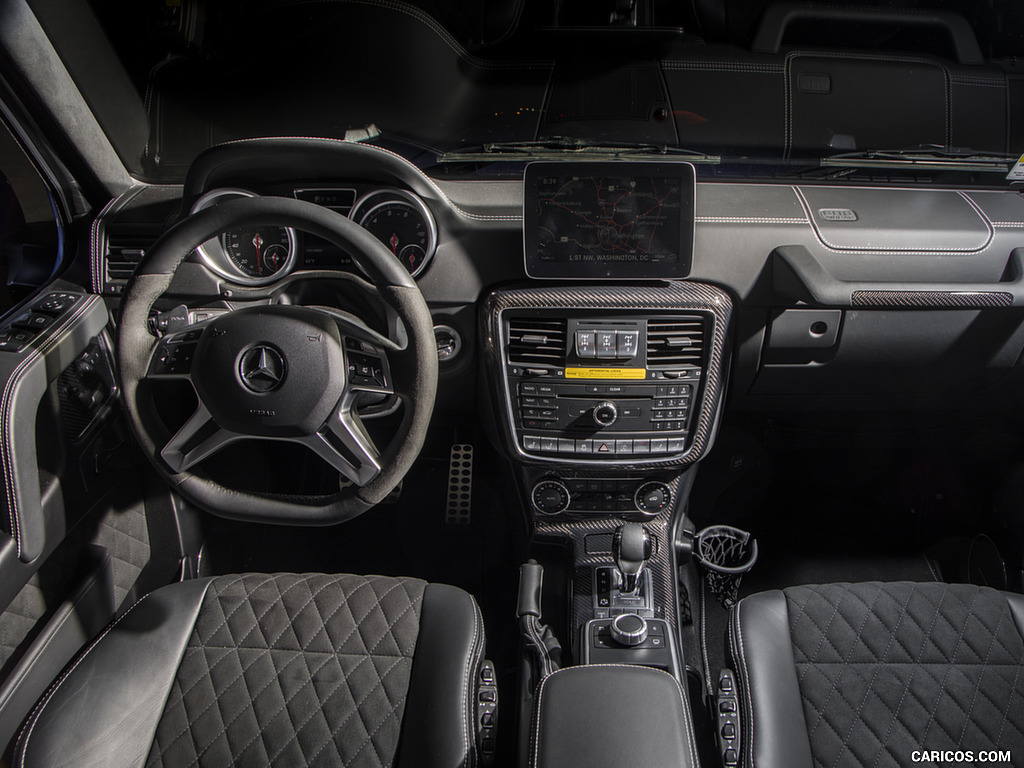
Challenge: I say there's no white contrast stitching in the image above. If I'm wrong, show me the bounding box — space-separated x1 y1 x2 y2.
696 216 809 225
1 296 99 559
734 601 756 768
19 594 151 765
700 574 712 694
794 186 992 254
956 191 995 250
461 595 483 767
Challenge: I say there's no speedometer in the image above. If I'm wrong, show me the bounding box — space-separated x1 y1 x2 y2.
222 227 292 278
191 188 298 286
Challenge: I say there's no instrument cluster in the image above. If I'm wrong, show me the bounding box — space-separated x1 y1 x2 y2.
191 186 438 286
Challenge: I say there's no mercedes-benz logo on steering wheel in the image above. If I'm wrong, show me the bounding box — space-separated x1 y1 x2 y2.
239 346 286 393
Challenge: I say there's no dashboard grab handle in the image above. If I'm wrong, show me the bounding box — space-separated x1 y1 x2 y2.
772 246 1024 309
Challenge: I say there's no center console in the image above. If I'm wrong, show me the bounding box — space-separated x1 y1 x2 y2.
485 163 732 664
499 162 731 767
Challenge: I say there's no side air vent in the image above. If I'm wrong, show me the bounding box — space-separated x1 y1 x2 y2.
102 224 162 293
646 316 706 366
507 317 567 366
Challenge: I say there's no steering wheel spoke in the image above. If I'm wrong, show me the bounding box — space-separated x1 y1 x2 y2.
301 402 381 486
316 307 402 353
161 402 242 472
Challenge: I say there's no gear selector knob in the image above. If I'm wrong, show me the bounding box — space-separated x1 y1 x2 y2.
612 523 652 595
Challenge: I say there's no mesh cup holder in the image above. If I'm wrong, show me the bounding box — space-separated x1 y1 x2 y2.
694 525 758 608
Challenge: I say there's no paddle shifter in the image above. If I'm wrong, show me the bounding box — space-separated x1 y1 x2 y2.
611 523 652 595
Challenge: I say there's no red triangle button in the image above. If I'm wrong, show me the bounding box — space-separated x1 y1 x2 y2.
597 443 610 452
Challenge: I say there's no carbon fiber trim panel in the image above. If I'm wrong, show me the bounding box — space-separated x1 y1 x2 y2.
851 290 1013 309
482 283 733 469
526 468 684 654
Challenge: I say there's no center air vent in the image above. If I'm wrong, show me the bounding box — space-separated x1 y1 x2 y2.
646 316 705 366
102 224 162 293
507 317 567 366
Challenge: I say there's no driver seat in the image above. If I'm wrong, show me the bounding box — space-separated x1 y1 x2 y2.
14 573 485 768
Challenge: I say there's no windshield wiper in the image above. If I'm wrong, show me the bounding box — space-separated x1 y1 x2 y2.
821 144 1018 172
438 137 720 163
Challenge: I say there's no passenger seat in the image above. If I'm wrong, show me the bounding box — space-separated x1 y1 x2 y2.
729 582 1024 767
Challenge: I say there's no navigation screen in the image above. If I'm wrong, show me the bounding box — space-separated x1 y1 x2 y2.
524 162 694 279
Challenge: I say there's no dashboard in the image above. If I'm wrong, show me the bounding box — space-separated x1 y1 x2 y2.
85 138 1024 526
94 139 1024 433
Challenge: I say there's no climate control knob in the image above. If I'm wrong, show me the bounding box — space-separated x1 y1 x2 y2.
532 480 571 515
634 481 671 515
592 400 619 427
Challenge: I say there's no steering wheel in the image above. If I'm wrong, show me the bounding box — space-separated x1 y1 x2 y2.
117 196 438 525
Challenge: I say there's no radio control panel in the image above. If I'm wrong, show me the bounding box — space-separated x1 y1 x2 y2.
500 310 708 464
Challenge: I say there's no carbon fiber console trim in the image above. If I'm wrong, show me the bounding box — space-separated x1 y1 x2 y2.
851 290 1013 309
526 467 687 653
482 283 733 468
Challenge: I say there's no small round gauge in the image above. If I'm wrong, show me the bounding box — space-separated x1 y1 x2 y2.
398 244 427 274
354 191 437 278
222 227 292 278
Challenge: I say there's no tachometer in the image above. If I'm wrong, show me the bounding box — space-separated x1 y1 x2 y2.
352 190 437 277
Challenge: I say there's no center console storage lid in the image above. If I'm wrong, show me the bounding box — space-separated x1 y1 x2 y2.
532 664 697 768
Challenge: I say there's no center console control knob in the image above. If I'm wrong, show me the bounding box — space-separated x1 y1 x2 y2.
610 613 648 647
532 480 571 515
634 481 671 515
592 400 619 427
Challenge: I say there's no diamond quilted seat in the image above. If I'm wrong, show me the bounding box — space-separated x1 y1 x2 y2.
14 573 486 768
729 582 1024 768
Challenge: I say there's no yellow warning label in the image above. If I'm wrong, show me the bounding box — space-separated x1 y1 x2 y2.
565 367 647 380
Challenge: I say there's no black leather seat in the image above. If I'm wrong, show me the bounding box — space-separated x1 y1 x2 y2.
729 582 1024 768
14 573 485 768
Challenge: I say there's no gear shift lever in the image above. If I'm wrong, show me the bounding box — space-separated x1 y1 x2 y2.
612 523 652 595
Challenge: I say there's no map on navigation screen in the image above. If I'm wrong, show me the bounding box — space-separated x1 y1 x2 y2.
535 175 682 266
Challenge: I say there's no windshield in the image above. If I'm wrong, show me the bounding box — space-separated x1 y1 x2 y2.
80 0 1024 182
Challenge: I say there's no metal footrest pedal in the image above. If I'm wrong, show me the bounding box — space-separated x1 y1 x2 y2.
446 443 474 525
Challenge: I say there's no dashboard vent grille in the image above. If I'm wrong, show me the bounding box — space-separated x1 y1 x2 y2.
646 316 706 366
104 225 162 291
507 317 567 366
